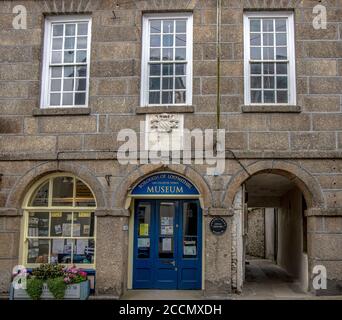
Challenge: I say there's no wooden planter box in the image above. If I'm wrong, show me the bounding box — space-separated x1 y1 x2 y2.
10 280 90 300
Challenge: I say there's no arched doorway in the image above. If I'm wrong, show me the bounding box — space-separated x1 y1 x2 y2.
127 172 203 290
232 171 313 298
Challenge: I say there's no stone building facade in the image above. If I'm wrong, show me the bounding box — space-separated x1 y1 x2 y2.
0 0 342 298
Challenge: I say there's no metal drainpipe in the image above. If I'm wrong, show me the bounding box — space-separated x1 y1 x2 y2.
216 0 222 131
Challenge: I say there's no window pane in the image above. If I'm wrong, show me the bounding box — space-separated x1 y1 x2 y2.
62 93 73 105
50 212 72 237
175 48 186 60
162 78 173 90
51 51 62 63
50 93 60 106
276 33 287 46
77 23 88 36
277 76 288 89
150 35 160 47
277 90 288 103
264 76 275 89
163 20 174 33
175 91 186 104
150 48 160 61
29 182 49 206
175 63 186 75
250 33 261 46
163 48 173 60
73 212 95 236
183 202 198 258
263 19 273 32
75 79 86 91
64 66 74 77
76 50 87 63
158 202 175 258
75 179 96 207
176 34 186 46
53 24 63 36
149 77 160 90
263 47 274 60
77 37 87 49
64 50 74 63
275 19 287 32
52 176 73 206
28 212 49 236
150 20 161 33
251 76 261 88
264 90 275 103
51 79 61 91
175 77 186 89
263 33 274 46
250 19 260 32
150 64 161 76
276 63 287 74
75 93 86 105
52 38 63 50
263 62 274 74
64 37 75 49
50 239 72 264
76 66 87 77
27 239 49 264
51 67 62 78
63 79 74 91
65 24 76 36
149 91 160 104
176 20 186 33
162 91 173 104
73 239 94 264
163 63 173 75
251 47 261 59
137 203 151 259
251 90 262 103
163 34 173 47
276 47 287 60
251 63 261 74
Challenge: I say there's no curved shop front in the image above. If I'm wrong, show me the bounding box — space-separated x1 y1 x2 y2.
127 172 203 290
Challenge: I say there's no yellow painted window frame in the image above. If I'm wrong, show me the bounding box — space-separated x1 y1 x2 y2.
21 173 97 269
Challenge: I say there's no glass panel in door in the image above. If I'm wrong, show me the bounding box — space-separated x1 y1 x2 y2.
158 202 175 259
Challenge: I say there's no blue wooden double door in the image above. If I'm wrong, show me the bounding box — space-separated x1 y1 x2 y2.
133 199 202 290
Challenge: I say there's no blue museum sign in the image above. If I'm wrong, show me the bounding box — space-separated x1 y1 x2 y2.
131 173 199 196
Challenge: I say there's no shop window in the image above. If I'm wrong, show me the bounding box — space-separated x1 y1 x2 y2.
23 174 96 267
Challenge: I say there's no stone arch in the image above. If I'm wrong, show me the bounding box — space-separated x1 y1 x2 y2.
113 164 213 210
222 160 325 209
6 161 107 211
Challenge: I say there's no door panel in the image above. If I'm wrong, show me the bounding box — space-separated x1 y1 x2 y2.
133 199 202 289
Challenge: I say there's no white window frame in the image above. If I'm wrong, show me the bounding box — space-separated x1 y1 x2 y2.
243 11 296 105
140 13 193 107
40 15 92 108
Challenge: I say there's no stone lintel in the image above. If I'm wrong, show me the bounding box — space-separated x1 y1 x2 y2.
305 208 342 217
95 208 130 217
208 207 233 216
0 208 21 216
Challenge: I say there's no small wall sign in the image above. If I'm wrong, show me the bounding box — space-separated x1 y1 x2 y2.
210 217 227 235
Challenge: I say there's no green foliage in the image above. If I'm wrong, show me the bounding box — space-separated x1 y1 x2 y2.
32 263 65 280
47 277 67 300
26 278 44 300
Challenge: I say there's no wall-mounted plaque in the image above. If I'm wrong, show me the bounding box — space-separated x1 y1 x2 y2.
210 217 227 235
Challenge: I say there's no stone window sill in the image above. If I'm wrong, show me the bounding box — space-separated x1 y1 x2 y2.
241 105 301 113
136 105 194 114
33 107 91 116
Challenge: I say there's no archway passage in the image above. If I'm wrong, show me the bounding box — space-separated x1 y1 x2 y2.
239 173 310 298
